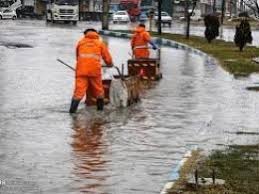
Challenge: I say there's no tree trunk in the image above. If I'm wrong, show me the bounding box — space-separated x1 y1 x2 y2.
186 14 190 39
78 0 81 21
102 0 109 30
185 0 189 39
221 0 225 25
255 2 259 16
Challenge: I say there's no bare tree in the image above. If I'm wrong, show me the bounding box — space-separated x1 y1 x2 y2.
102 0 109 30
242 0 259 16
185 0 198 39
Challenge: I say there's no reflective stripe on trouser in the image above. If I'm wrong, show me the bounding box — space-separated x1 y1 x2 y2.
73 76 104 100
133 45 148 50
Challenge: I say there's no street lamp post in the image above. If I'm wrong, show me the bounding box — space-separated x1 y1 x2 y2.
158 0 162 35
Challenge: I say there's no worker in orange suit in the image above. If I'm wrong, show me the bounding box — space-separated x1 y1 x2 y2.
131 24 158 59
69 28 113 113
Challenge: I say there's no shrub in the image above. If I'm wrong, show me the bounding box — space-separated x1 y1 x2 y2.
204 14 220 43
234 19 253 51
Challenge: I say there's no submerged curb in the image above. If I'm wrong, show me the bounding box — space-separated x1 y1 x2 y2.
160 150 192 194
99 30 218 65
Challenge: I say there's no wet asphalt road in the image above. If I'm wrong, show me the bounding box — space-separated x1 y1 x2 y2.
0 20 259 194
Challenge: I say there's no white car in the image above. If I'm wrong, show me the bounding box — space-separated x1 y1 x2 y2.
0 9 17 20
112 11 130 23
179 9 202 21
154 11 172 26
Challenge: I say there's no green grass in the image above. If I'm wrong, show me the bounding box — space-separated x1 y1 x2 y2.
198 145 259 194
153 32 259 76
114 30 259 76
168 145 259 194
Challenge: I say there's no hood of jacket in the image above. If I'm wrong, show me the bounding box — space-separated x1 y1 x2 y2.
134 26 145 34
85 31 100 39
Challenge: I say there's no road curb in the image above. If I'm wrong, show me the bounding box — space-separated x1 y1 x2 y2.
160 150 192 194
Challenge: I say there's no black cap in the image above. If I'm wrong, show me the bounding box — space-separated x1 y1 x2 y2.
84 28 97 35
138 24 146 28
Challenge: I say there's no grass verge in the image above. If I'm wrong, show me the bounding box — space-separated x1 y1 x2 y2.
169 145 259 194
153 32 259 76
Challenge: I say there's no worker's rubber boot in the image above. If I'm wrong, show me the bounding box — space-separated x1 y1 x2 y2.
69 99 80 114
96 98 104 111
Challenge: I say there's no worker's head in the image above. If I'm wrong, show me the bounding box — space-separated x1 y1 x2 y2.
138 24 146 28
83 28 98 35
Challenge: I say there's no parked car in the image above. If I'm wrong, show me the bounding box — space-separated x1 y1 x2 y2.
16 6 40 19
0 9 17 20
112 11 130 23
179 9 202 21
154 11 172 26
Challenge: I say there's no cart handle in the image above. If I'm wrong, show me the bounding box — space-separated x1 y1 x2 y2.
57 59 124 80
133 46 160 50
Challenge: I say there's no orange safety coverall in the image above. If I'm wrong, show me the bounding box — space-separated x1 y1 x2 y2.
131 26 151 59
73 31 113 100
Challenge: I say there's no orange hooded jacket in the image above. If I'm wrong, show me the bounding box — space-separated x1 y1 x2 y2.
76 31 112 77
131 26 151 58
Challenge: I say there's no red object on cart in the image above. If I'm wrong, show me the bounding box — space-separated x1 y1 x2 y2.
128 48 162 81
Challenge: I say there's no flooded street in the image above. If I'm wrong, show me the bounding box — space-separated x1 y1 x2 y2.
0 20 259 194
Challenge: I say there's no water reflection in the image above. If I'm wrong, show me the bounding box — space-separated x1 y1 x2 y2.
71 115 108 194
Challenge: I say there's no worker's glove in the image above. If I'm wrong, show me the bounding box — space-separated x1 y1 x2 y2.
152 45 158 50
150 41 158 50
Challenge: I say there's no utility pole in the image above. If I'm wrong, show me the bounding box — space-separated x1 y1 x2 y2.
102 0 109 30
158 0 162 35
78 0 81 21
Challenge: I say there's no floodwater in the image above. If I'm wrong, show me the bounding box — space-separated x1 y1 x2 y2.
0 20 259 194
